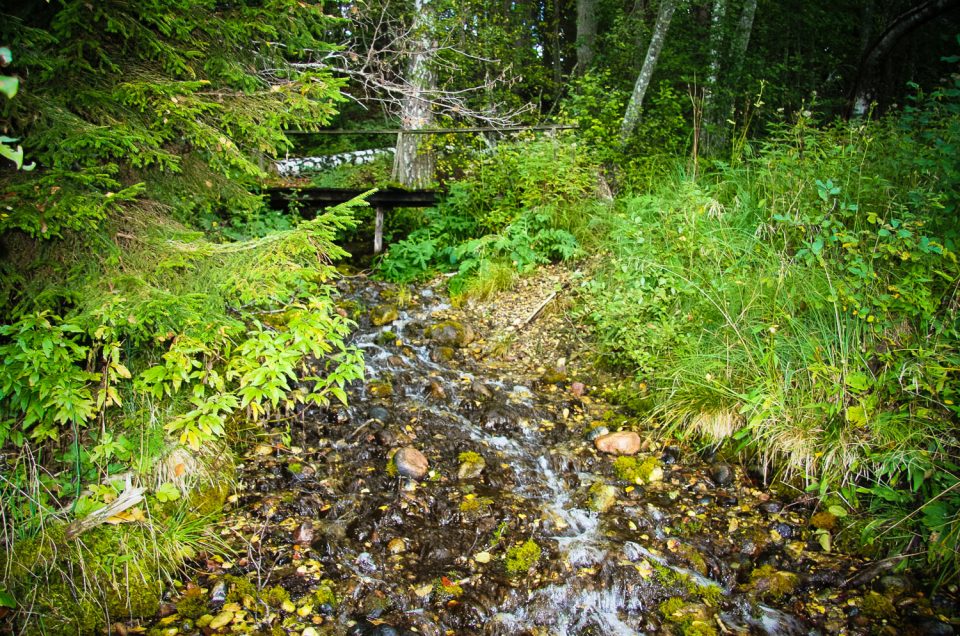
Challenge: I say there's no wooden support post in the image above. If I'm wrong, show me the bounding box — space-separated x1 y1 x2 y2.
374 207 385 254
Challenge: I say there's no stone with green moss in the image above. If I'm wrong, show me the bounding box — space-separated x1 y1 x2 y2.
613 455 663 483
588 481 618 512
370 304 399 326
862 590 896 618
746 565 799 600
176 586 209 619
505 539 542 576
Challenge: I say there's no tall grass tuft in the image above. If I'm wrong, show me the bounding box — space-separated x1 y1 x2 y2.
582 94 960 581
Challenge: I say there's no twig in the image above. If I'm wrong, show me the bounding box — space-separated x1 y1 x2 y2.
517 283 568 330
64 477 146 540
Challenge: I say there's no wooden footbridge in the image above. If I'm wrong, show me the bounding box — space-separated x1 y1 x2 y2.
269 123 576 253
265 186 440 253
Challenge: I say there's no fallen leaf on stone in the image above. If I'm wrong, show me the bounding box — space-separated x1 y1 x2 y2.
474 551 492 563
414 583 433 597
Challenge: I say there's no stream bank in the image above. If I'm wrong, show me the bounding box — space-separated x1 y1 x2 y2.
146 267 958 636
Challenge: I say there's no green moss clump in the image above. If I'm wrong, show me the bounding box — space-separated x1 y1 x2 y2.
288 462 303 475
613 455 661 483
460 494 494 513
225 574 257 604
659 597 718 636
432 577 464 599
659 596 686 617
458 451 483 464
862 591 896 618
176 586 209 619
696 583 724 607
262 585 290 608
747 565 799 600
313 580 337 608
385 456 399 477
188 482 230 516
505 539 542 576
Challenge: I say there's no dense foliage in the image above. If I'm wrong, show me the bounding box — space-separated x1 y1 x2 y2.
581 81 960 580
0 1 363 629
378 137 595 297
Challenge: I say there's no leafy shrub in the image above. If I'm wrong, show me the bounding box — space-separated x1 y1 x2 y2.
582 101 960 579
378 138 594 295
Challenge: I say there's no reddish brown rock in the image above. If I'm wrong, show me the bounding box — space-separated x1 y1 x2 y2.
394 446 429 479
594 431 642 456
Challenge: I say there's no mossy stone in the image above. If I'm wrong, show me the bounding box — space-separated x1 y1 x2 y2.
370 304 399 326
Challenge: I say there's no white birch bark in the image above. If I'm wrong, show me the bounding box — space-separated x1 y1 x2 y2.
392 0 437 188
620 0 678 141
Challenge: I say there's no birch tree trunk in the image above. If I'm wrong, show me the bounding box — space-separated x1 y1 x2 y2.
620 0 678 141
698 0 727 154
704 0 757 152
392 0 437 188
576 0 598 73
850 0 960 118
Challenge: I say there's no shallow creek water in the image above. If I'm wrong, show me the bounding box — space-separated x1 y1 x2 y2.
158 275 958 636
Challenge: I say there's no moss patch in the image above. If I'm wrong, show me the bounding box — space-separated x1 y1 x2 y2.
505 540 542 576
613 455 662 483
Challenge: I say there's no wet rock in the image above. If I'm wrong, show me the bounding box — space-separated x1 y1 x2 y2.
428 380 446 400
375 330 397 346
457 452 486 480
589 483 618 512
862 590 896 618
912 619 955 636
660 445 681 464
747 565 799 600
810 510 838 531
394 447 429 480
708 462 734 486
879 575 913 597
369 406 390 422
482 407 512 429
594 431 642 455
430 347 456 363
356 551 377 572
717 494 739 507
293 521 314 544
585 426 609 442
368 379 393 398
210 580 227 605
759 501 783 515
427 320 475 347
471 381 493 398
570 381 586 397
387 538 407 554
370 304 399 326
540 365 567 384
771 522 794 539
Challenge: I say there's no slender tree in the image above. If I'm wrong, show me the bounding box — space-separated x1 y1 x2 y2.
621 0 678 141
576 0 599 73
850 0 960 117
392 0 437 188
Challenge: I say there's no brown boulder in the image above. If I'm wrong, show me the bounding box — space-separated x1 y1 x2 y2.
594 431 642 455
394 446 429 480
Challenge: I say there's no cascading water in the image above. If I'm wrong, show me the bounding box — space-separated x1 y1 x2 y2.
151 275 957 636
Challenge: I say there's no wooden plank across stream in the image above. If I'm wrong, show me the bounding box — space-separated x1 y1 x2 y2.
266 186 441 253
266 186 439 209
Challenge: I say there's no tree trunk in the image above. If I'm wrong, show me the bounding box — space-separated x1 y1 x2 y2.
620 0 677 141
703 0 757 152
699 0 727 154
575 0 598 73
850 0 960 118
392 0 437 188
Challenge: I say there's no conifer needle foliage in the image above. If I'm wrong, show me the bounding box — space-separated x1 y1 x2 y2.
0 4 362 624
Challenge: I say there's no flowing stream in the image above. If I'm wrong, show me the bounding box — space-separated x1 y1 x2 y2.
158 275 958 635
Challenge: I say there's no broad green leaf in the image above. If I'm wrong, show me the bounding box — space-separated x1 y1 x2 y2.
0 76 17 99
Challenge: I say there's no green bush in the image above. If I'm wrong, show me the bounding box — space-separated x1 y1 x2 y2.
378 138 594 296
582 100 960 580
